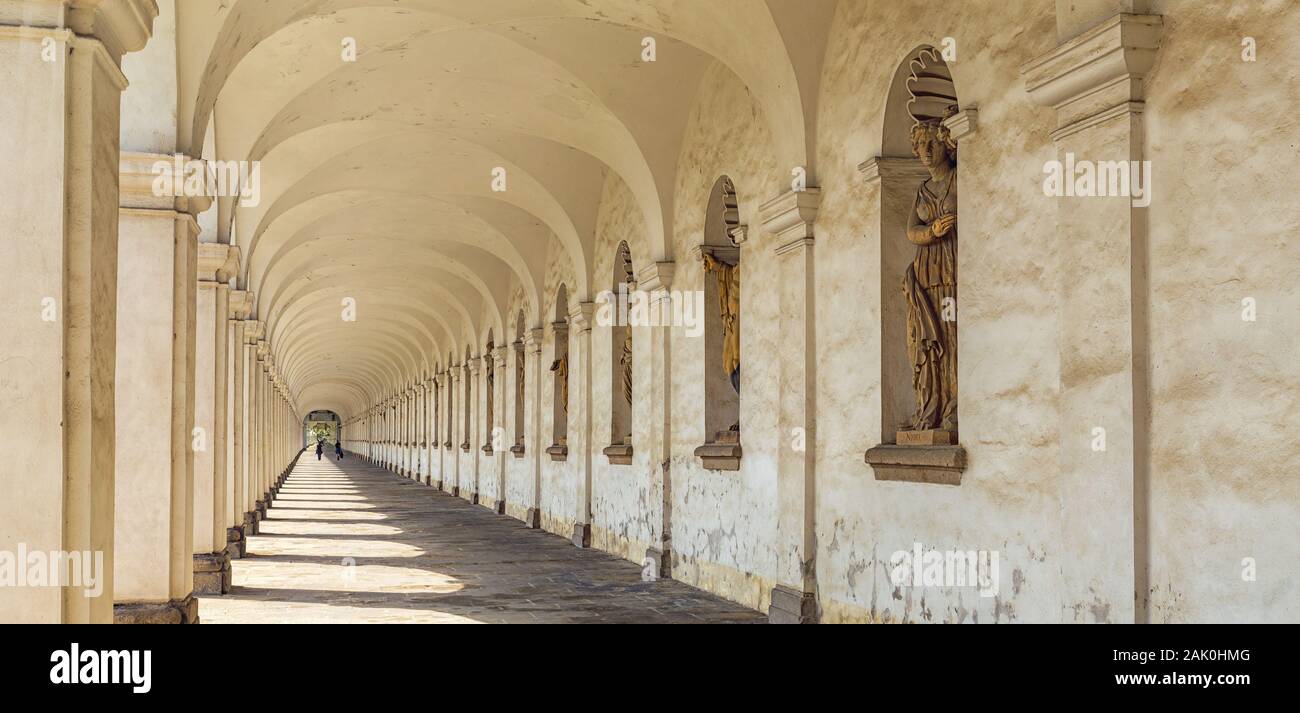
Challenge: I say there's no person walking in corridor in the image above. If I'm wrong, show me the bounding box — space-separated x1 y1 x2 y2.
335 440 343 461
316 439 324 461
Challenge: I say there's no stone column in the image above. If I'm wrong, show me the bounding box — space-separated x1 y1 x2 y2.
638 262 676 577
492 347 509 513
450 365 463 496
111 156 202 625
0 0 157 624
759 188 822 624
466 359 481 502
523 329 544 528
433 372 446 488
1023 11 1162 623
425 376 435 483
569 302 595 548
227 294 253 556
241 321 262 533
192 243 237 594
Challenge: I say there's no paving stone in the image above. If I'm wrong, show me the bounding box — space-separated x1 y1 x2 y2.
199 457 764 624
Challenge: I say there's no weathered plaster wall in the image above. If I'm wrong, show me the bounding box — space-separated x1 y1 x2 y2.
1142 0 1300 623
665 61 784 610
811 0 1061 623
590 172 656 561
539 235 580 538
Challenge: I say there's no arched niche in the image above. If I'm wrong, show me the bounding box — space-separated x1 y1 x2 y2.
605 241 635 464
693 175 743 471
511 311 526 458
483 332 495 454
863 46 968 486
546 284 570 461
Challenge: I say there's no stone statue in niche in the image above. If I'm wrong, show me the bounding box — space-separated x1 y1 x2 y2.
702 251 740 432
900 103 959 444
550 351 568 416
620 261 635 429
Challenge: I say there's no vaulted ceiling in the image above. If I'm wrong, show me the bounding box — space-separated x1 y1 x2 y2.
172 0 835 419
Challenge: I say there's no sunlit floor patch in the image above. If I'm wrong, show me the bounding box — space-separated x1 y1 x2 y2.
199 455 765 624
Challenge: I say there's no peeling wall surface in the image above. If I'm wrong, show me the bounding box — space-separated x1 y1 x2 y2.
6 0 1295 623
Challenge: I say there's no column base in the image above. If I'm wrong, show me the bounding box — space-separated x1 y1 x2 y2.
571 523 591 549
193 551 232 595
768 584 818 624
114 594 199 624
495 500 506 515
244 510 260 536
451 486 459 497
470 492 480 505
525 507 541 529
226 525 246 559
644 546 671 580
255 500 268 520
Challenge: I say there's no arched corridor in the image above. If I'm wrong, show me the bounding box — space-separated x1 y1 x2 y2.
1 0 1296 626
199 453 761 624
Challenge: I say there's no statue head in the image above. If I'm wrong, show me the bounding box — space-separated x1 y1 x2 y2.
910 105 958 169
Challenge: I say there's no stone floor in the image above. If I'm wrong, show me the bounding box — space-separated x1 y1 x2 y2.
199 454 764 624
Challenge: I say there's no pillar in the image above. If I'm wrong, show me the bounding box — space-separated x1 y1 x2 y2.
759 187 822 624
638 263 676 577
111 156 203 624
569 302 595 548
1023 9 1162 623
492 346 509 513
192 243 236 594
227 293 253 556
0 0 158 624
523 329 544 528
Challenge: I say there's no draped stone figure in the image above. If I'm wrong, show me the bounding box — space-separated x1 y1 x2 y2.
702 252 740 395
550 352 569 415
901 104 959 435
620 328 633 407
620 268 635 417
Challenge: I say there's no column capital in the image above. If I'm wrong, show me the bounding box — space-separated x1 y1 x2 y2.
636 261 675 294
2 0 161 61
467 358 481 375
523 328 545 354
118 152 213 216
229 290 255 320
760 188 821 254
197 242 239 283
568 301 596 334
1021 13 1163 139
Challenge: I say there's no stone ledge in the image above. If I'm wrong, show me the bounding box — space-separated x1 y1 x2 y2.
114 594 198 625
769 584 818 624
546 443 568 462
864 444 967 486
226 525 245 559
602 443 633 465
694 442 742 471
193 551 231 595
